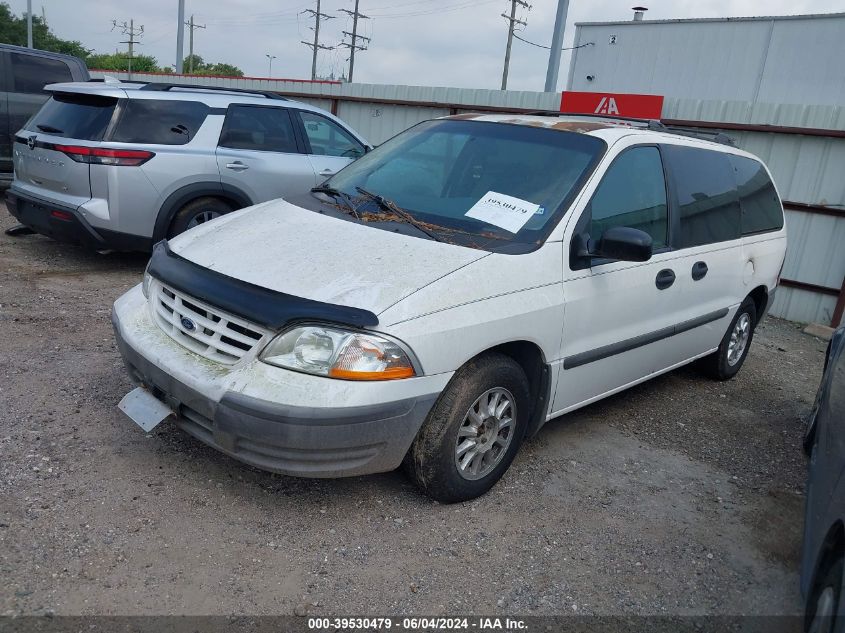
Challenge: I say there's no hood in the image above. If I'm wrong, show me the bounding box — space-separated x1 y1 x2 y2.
167 200 489 316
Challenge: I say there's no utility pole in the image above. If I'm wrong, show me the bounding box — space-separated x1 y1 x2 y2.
184 14 206 74
544 0 569 92
501 0 530 90
338 0 369 83
26 0 32 48
113 19 144 80
301 0 335 81
176 0 185 74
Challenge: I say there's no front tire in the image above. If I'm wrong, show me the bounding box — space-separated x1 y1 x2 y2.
699 297 757 380
404 353 530 503
167 197 233 238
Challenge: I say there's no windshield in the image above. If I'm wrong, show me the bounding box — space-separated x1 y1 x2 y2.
321 119 606 252
24 93 117 141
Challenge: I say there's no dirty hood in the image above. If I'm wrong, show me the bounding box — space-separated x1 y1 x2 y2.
167 200 489 316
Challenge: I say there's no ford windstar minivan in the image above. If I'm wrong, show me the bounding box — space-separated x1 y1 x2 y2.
112 113 787 502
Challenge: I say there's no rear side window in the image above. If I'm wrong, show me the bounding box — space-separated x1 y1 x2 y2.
729 155 784 235
589 146 668 249
665 145 741 248
219 105 298 153
112 99 209 145
10 53 73 93
25 93 117 141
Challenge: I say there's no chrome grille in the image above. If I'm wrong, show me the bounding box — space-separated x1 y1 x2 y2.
151 282 268 364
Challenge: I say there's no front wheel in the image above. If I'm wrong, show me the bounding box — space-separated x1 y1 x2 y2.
403 353 530 503
699 297 757 380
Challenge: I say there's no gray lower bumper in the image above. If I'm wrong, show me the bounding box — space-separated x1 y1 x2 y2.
112 313 438 478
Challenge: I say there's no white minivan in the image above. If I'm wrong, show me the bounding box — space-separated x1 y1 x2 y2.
112 114 787 502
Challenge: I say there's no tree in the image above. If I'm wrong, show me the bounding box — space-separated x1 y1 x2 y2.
0 2 90 58
86 52 159 73
183 53 244 77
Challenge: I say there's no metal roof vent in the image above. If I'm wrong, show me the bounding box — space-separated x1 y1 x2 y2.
632 6 648 21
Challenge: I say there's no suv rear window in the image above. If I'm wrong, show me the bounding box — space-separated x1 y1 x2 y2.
729 155 784 235
111 99 209 145
25 92 117 141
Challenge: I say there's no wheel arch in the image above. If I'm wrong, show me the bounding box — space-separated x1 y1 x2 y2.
747 285 769 324
471 340 552 439
152 182 253 243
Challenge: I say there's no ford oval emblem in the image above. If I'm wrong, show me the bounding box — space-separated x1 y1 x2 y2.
180 316 196 332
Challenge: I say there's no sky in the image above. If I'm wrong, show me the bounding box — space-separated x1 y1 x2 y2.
6 0 842 91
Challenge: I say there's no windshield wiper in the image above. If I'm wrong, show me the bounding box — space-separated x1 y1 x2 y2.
354 186 445 243
311 185 361 220
36 124 63 134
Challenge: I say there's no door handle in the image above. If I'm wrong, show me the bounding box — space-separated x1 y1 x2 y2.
225 161 249 171
655 269 676 290
319 169 335 177
692 261 709 281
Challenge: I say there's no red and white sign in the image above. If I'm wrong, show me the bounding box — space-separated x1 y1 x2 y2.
560 91 664 119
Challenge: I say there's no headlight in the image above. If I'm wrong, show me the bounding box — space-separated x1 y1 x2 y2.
141 262 152 298
260 325 417 380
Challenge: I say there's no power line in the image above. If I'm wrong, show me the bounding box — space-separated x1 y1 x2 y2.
513 33 594 51
112 19 144 80
184 14 206 73
368 0 498 19
338 1 369 83
301 0 335 81
501 0 530 90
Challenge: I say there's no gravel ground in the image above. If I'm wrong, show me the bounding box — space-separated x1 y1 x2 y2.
0 208 827 617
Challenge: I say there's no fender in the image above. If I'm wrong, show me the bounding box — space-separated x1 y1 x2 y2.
152 182 253 243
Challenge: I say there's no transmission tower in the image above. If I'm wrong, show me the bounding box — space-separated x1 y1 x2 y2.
112 19 144 80
338 0 369 83
501 0 530 90
301 0 335 81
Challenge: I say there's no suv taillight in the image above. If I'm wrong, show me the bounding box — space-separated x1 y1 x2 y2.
54 145 154 167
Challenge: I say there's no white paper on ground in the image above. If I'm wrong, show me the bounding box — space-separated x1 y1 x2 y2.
464 191 541 234
118 386 174 432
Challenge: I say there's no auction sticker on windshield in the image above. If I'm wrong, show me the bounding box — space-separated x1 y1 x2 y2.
465 191 540 233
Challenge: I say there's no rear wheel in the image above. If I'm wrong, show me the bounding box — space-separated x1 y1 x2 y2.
699 297 757 380
167 197 233 238
403 353 530 503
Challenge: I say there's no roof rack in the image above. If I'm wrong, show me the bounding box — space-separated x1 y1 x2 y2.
524 110 735 146
137 82 288 101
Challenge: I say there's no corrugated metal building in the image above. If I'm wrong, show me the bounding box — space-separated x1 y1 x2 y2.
567 12 845 327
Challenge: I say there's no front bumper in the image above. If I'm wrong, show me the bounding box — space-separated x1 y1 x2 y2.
111 289 445 478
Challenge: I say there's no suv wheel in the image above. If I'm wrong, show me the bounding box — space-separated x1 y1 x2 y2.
806 555 842 633
167 197 233 238
403 353 529 503
699 297 757 380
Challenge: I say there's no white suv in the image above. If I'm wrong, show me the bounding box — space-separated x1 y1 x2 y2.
112 113 787 502
6 81 369 251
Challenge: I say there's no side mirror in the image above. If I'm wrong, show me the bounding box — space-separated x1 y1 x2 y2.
593 226 653 262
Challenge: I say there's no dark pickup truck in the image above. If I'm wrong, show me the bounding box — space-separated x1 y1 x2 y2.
0 43 90 184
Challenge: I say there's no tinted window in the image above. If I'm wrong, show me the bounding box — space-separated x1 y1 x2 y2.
11 53 73 93
219 105 297 153
112 99 208 145
300 111 364 158
25 93 117 141
729 155 784 235
666 145 741 248
589 146 668 248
